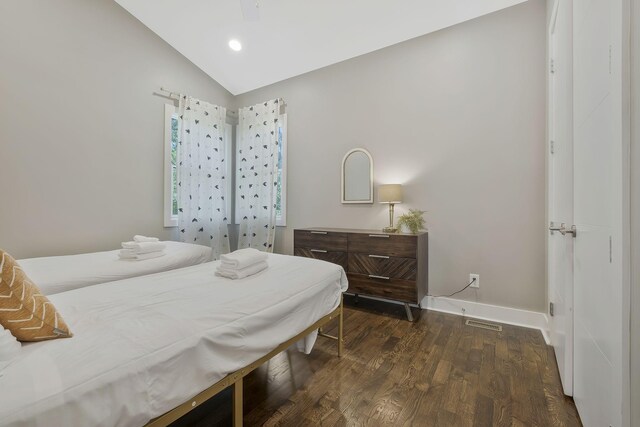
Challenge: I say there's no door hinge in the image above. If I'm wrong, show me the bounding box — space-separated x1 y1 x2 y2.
550 140 555 154
550 58 555 74
549 302 554 317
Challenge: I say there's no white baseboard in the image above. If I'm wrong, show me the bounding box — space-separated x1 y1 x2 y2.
422 296 551 345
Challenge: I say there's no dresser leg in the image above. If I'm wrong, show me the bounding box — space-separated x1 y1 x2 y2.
354 294 359 304
404 303 414 322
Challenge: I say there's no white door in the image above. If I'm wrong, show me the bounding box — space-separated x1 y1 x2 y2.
548 0 574 396
572 0 623 425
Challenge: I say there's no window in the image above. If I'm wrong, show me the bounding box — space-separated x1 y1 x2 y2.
275 114 287 226
164 104 179 227
164 104 233 227
171 117 179 216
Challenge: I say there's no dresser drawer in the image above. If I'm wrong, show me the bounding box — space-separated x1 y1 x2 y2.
348 253 417 280
294 248 347 270
347 273 417 303
294 230 348 252
348 233 417 258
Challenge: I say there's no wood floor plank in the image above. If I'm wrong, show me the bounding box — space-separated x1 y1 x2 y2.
473 394 494 427
172 300 581 427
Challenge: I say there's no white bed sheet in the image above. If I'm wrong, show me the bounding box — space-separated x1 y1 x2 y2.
0 253 348 427
17 241 213 295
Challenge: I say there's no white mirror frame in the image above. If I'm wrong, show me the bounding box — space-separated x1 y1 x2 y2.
341 148 374 204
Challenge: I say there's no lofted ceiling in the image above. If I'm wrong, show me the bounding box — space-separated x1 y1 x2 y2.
115 0 528 95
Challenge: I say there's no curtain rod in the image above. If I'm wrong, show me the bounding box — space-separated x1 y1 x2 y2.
159 87 287 115
159 86 180 99
159 86 238 117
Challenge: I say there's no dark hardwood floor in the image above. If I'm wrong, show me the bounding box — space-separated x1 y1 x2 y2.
172 297 581 426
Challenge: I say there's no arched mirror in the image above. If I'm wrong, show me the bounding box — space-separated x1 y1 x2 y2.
341 148 373 204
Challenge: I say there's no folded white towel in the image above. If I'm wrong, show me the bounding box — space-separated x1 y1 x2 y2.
215 261 268 279
220 248 268 270
118 249 138 258
121 241 166 254
0 324 20 373
134 235 159 243
118 251 165 261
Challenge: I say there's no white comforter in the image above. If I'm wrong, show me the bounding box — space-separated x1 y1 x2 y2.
17 241 212 295
0 254 347 427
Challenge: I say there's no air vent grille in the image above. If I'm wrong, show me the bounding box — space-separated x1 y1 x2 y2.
465 319 502 332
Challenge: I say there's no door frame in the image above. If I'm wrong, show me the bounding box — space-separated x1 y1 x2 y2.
621 0 633 424
631 1 639 426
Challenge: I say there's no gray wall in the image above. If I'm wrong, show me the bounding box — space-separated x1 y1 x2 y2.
235 0 547 312
0 0 234 259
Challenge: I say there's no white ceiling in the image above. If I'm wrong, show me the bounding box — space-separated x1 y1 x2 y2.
115 0 528 95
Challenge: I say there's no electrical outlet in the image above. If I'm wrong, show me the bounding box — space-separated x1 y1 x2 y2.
469 274 480 289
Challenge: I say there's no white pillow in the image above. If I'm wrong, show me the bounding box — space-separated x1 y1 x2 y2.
0 323 21 373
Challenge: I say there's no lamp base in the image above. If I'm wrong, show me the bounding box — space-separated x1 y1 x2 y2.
382 226 398 233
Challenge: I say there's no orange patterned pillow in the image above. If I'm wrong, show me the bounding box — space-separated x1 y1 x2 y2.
0 249 72 341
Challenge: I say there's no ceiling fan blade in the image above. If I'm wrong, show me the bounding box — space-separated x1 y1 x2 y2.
240 0 260 21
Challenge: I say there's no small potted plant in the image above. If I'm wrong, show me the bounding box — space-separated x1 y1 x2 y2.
396 209 427 234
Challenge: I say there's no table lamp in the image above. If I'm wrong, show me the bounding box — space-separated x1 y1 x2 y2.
378 184 403 233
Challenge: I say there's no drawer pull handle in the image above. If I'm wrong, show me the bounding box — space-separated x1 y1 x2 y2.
369 274 390 280
368 234 389 238
368 254 390 259
310 249 328 253
310 231 328 235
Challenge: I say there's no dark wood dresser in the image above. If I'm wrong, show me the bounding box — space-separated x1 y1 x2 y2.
294 228 428 320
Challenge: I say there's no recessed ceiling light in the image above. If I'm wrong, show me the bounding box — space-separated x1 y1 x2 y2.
228 39 242 52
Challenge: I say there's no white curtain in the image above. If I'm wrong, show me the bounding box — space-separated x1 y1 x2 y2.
237 99 281 251
177 95 230 259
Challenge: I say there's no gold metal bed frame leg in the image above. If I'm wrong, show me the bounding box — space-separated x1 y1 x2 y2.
338 297 344 357
316 296 345 357
233 379 243 427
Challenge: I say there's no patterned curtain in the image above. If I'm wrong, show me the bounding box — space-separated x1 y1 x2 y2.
177 95 230 259
237 99 281 252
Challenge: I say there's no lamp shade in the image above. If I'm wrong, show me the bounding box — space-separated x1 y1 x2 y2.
378 184 403 204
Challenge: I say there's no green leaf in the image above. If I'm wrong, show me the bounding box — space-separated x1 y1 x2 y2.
396 209 427 234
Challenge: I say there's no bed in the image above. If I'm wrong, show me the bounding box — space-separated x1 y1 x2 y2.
17 241 213 295
0 253 347 427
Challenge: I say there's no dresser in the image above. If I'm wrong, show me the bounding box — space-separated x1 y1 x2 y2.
293 228 428 320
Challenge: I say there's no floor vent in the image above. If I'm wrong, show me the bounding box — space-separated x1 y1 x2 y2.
465 319 502 332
